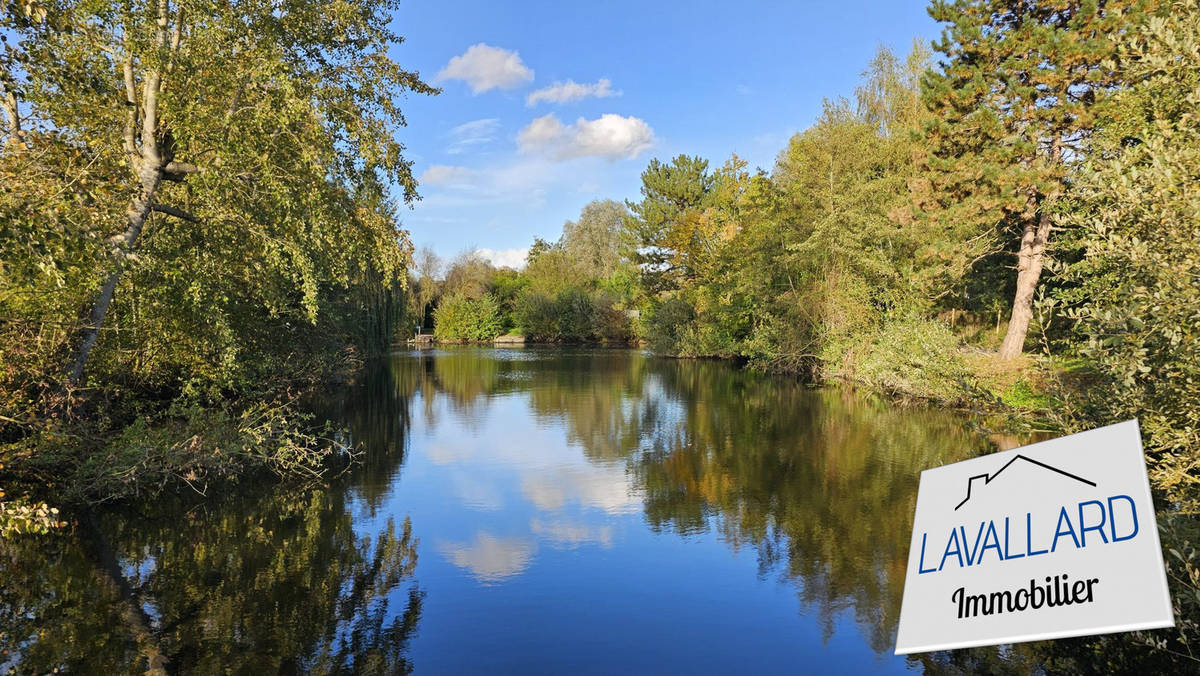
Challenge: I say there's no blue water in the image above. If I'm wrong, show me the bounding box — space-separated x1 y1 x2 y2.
0 347 1010 674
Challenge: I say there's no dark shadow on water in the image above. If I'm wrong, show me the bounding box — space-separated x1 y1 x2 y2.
0 369 423 675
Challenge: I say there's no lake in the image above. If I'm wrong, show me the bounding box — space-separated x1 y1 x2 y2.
0 347 1025 673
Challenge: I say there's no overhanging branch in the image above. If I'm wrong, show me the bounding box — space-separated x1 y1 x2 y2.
151 204 199 222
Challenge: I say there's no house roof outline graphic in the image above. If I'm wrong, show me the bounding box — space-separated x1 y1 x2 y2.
954 454 1096 511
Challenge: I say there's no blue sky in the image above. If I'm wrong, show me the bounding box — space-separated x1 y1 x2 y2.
388 0 942 267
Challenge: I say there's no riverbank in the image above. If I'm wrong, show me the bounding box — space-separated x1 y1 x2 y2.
0 347 366 535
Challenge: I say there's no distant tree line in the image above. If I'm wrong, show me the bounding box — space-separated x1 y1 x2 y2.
408 198 638 344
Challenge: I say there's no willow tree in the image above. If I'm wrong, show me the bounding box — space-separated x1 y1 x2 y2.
919 0 1144 359
560 199 629 279
2 0 435 392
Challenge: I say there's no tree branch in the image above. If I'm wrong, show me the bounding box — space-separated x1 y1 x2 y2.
151 204 199 222
161 160 201 182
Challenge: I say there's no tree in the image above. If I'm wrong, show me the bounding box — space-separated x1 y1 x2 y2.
441 252 495 300
1 0 437 500
2 0 436 390
560 199 628 279
408 247 443 331
432 293 502 342
1057 1 1199 514
624 155 716 294
522 242 589 297
525 237 555 266
920 0 1142 359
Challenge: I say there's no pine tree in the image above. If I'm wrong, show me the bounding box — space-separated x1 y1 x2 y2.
624 155 715 295
920 0 1145 359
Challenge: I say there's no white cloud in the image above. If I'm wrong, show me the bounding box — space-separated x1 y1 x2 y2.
437 44 534 94
415 159 560 209
476 247 529 270
526 78 619 106
517 113 654 161
438 533 536 583
447 118 500 154
451 473 504 511
531 519 614 549
521 466 640 514
419 164 477 188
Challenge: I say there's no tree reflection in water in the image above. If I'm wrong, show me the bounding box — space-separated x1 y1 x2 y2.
379 348 1032 669
2 348 1045 673
0 369 423 674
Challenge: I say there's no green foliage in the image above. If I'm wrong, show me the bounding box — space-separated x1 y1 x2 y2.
1000 380 1052 411
918 0 1144 358
433 293 503 342
831 319 973 403
624 154 718 294
441 197 640 345
515 291 559 342
1036 5 1200 666
0 0 434 502
489 268 529 330
625 44 943 372
561 199 629 279
406 247 443 333
1055 0 1200 514
555 288 595 342
522 245 590 296
441 252 495 300
514 288 631 343
641 297 697 355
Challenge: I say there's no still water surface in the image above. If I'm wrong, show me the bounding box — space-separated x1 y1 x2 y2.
2 348 1018 673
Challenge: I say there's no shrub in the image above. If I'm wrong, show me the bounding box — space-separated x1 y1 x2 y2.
592 295 632 343
641 297 696 355
433 293 503 342
832 319 972 403
555 288 595 342
467 294 504 341
515 291 558 341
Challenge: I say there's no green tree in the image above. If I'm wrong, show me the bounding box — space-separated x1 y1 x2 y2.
1048 6 1200 666
560 199 628 279
441 252 495 300
1058 2 1200 509
432 293 502 342
920 0 1142 359
515 291 559 341
4 0 433 385
525 237 555 266
407 247 443 333
522 245 589 297
488 267 528 330
624 155 716 295
0 0 435 500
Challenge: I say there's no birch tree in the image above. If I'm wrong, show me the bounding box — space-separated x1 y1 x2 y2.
1 0 436 398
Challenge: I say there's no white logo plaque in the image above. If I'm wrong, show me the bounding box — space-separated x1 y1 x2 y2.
895 420 1174 654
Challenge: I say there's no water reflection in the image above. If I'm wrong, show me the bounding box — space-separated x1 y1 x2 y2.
0 374 424 674
387 348 994 664
437 533 536 583
2 347 1024 673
